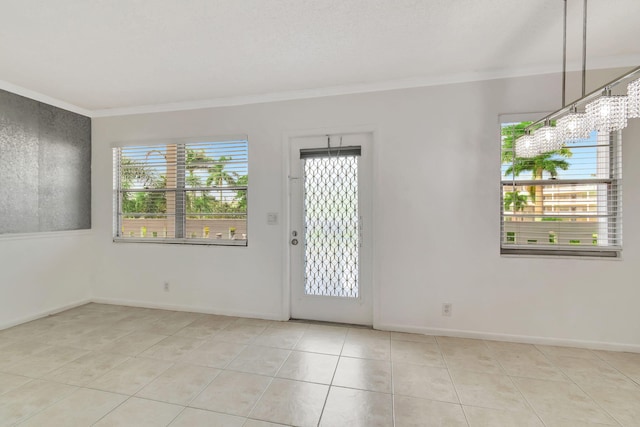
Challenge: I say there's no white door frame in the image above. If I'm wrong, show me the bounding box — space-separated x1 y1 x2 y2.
281 125 379 327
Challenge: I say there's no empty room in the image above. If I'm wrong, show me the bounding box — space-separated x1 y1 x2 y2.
1 0 639 426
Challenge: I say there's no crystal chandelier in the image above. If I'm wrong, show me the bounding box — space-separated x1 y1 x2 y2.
515 133 536 158
628 78 640 118
518 0 639 158
585 91 628 132
556 108 589 142
533 122 561 153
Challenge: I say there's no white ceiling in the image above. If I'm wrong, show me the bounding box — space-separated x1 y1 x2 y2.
1 0 639 116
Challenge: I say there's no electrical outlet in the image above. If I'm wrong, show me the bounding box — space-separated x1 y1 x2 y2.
164 281 170 292
442 303 452 317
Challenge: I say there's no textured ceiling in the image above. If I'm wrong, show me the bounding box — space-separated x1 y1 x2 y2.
0 0 638 115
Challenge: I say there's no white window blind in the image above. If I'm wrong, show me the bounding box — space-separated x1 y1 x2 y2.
113 138 248 245
500 122 621 257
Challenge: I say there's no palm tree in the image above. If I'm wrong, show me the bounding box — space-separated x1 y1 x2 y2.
503 191 529 221
207 156 236 204
502 122 572 219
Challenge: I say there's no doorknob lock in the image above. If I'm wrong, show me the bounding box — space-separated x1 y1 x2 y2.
291 238 299 245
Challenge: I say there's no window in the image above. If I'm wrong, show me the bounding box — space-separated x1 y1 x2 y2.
113 137 248 245
500 119 621 257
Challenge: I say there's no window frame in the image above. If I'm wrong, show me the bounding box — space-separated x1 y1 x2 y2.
499 114 622 258
112 135 248 246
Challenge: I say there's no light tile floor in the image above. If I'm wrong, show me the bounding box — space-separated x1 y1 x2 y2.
0 303 639 426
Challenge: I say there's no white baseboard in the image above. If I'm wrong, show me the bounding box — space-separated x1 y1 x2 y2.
376 322 640 353
0 299 92 331
91 297 284 322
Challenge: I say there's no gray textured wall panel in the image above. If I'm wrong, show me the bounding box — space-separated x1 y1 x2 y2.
0 89 91 234
38 104 91 231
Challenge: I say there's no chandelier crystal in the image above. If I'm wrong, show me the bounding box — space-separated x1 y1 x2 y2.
628 78 640 118
556 110 589 142
533 124 561 153
586 93 628 132
515 134 537 158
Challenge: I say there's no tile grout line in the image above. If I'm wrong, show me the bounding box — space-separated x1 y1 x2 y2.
435 336 471 427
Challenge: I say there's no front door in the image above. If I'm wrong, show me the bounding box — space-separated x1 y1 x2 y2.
289 133 373 325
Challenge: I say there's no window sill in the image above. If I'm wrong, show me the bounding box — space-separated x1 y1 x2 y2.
501 246 620 259
113 237 247 246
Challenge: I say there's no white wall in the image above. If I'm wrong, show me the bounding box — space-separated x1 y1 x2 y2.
91 69 640 350
0 231 93 328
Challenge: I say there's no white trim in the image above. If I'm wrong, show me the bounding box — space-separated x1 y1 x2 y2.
376 323 640 353
0 229 92 242
90 58 640 118
91 298 283 321
3 58 639 119
0 79 91 117
0 299 91 331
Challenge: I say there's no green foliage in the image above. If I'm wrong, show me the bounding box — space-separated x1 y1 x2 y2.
541 217 563 221
503 191 528 212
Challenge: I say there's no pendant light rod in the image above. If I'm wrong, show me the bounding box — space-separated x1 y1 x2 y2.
525 65 640 131
582 0 588 97
562 0 567 107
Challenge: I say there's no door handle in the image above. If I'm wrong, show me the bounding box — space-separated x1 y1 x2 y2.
291 238 299 245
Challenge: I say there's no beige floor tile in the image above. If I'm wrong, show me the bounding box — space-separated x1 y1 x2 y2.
190 370 272 416
0 379 76 425
136 363 220 405
62 326 132 351
444 353 504 375
393 362 458 403
484 340 541 357
19 388 127 427
342 334 390 361
463 406 544 427
294 328 347 355
88 357 173 395
391 340 445 367
93 397 183 426
450 369 530 411
536 345 599 360
252 326 306 350
494 351 568 381
227 345 291 376
276 351 338 384
0 373 31 396
249 378 329 427
0 340 52 370
332 356 392 393
390 331 437 344
97 331 168 356
582 383 640 426
174 316 235 340
552 355 640 390
437 337 489 358
593 350 640 381
179 339 246 368
0 318 61 341
38 322 104 346
215 323 267 344
513 377 618 425
394 395 467 427
243 420 289 427
320 386 392 427
43 351 130 386
542 418 623 427
139 335 205 361
169 408 245 427
8 346 89 378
